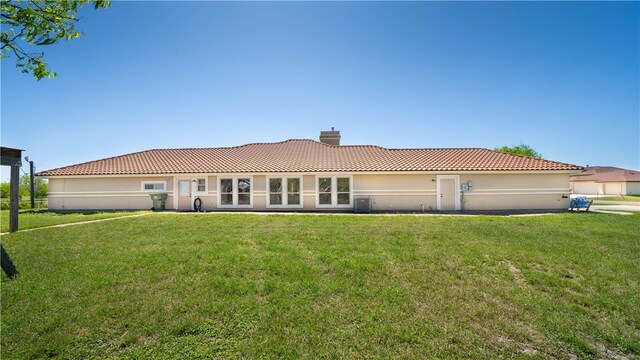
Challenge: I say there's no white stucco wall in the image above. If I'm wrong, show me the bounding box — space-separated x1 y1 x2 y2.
46 171 572 211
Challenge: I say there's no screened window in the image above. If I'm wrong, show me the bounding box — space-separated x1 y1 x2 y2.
238 178 251 205
269 178 283 205
337 178 350 205
219 178 252 206
317 176 351 207
268 177 302 207
318 177 332 205
196 178 206 192
142 182 165 191
220 179 233 205
287 178 301 205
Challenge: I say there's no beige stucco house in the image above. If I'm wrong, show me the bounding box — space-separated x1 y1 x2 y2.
37 130 581 212
570 166 640 196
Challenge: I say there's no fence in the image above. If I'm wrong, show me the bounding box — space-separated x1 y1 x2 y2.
0 198 48 210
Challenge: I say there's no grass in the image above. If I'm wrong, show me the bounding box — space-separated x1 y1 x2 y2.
1 213 639 358
591 195 640 202
0 210 147 233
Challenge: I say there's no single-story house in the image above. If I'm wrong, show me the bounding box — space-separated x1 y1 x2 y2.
36 130 581 212
570 166 640 196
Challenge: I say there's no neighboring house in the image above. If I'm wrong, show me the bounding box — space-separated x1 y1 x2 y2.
570 166 640 196
36 130 581 212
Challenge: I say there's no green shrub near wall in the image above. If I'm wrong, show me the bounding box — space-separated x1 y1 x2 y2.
0 199 47 210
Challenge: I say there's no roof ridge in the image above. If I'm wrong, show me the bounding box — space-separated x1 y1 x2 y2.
485 148 583 169
35 148 155 175
388 147 489 151
36 140 583 176
139 139 389 151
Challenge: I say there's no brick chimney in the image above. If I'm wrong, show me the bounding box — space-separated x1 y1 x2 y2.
319 127 341 146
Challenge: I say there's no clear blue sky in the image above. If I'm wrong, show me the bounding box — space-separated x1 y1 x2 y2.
2 1 638 180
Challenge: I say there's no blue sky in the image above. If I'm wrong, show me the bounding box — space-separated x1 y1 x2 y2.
2 1 638 180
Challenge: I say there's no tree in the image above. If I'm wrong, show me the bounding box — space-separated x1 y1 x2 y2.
0 175 47 199
1 0 111 80
495 144 543 159
18 174 48 198
0 182 9 198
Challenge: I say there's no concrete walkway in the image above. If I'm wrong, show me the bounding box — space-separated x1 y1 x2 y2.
590 204 639 214
592 200 640 206
0 213 150 236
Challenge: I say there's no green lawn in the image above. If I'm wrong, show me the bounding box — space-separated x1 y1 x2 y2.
591 195 640 202
0 210 147 233
2 213 639 358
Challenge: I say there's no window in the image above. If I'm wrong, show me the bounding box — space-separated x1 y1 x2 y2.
196 178 206 192
220 179 233 205
269 178 282 205
317 176 351 207
267 177 302 207
238 178 251 205
142 181 165 191
218 177 252 207
287 178 301 205
319 177 332 205
337 178 350 204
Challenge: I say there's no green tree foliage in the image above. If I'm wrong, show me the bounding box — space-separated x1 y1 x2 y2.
0 175 47 198
495 144 543 159
1 0 111 80
0 182 9 198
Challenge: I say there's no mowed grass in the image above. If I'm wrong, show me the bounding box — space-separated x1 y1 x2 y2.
0 210 147 233
1 213 639 359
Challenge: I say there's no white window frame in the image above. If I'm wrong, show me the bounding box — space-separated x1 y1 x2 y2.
195 178 207 194
217 176 253 208
315 175 353 208
141 181 167 192
266 176 304 209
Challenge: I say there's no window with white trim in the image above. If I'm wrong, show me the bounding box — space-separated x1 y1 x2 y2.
142 181 165 191
268 177 302 207
220 178 233 205
196 178 206 192
219 177 252 207
238 178 251 205
337 178 350 205
318 177 332 205
317 176 351 207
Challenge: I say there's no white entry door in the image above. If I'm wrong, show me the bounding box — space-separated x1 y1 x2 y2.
178 180 192 211
437 175 459 211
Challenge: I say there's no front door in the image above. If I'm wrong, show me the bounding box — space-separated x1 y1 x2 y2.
437 176 458 211
178 180 192 210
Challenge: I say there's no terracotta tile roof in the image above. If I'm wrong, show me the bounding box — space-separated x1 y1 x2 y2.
36 139 581 176
570 166 640 182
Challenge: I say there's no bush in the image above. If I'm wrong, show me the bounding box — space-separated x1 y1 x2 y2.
1 199 47 210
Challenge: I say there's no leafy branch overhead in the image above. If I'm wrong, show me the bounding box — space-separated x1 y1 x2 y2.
495 144 543 159
1 0 110 80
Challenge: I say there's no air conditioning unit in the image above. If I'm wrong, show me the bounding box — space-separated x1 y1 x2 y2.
354 196 371 214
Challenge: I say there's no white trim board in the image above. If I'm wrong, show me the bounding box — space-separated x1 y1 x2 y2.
48 194 165 198
41 169 578 179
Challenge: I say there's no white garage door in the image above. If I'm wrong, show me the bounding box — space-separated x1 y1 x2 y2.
573 182 599 195
626 182 640 195
604 183 623 195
